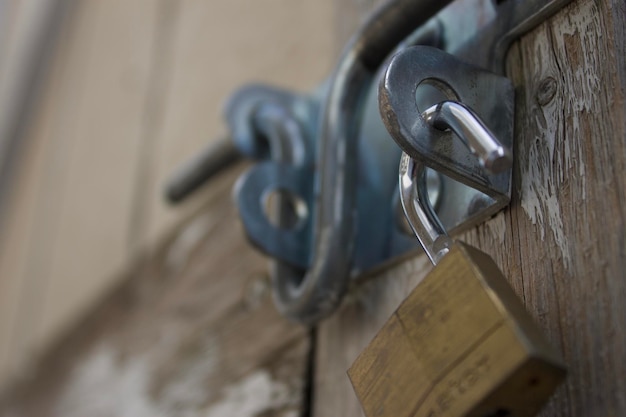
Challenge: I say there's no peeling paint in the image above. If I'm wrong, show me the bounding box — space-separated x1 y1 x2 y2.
204 371 294 417
55 345 160 417
519 1 605 271
520 111 572 270
54 342 299 417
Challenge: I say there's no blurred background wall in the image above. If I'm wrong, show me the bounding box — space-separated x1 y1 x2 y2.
0 0 334 394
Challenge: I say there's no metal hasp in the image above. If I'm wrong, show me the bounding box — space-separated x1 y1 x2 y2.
234 1 457 324
266 0 572 323
378 0 574 235
165 0 573 323
380 46 515 232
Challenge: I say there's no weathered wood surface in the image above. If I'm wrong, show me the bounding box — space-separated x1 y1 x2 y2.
316 0 626 416
1 0 624 415
0 0 333 391
0 0 160 389
0 164 311 417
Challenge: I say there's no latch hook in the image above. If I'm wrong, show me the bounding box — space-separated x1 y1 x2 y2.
270 0 456 323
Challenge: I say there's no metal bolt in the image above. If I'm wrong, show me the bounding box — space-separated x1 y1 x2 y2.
164 136 241 204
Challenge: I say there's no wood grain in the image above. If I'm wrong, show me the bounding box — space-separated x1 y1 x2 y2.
0 163 311 417
0 0 334 392
317 0 626 416
0 0 160 387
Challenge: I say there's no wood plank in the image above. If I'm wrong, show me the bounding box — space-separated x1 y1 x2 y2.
0 0 95 388
33 0 160 350
0 0 68 204
0 163 311 417
0 0 336 393
316 0 626 415
487 1 626 413
33 0 162 348
0 0 160 388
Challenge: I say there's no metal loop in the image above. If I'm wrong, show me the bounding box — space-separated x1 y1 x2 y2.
379 45 514 199
225 85 314 161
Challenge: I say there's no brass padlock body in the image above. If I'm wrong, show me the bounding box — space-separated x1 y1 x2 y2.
348 242 566 417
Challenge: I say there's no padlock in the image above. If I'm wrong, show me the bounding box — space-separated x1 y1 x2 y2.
348 154 566 417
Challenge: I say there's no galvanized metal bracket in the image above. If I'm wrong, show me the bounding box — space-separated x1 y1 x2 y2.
166 0 573 323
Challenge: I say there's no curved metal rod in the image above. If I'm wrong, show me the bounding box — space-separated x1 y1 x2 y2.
274 0 455 323
399 152 452 265
422 101 512 174
251 103 308 166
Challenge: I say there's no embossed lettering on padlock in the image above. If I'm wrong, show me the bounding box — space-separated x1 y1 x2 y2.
348 154 566 417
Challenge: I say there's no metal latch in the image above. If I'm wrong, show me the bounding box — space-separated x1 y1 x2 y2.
166 0 573 323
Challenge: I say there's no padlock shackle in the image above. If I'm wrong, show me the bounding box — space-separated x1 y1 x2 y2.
398 100 512 266
399 152 453 265
423 101 512 174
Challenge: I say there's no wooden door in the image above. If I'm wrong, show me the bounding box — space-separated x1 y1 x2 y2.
314 0 626 416
0 0 624 416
